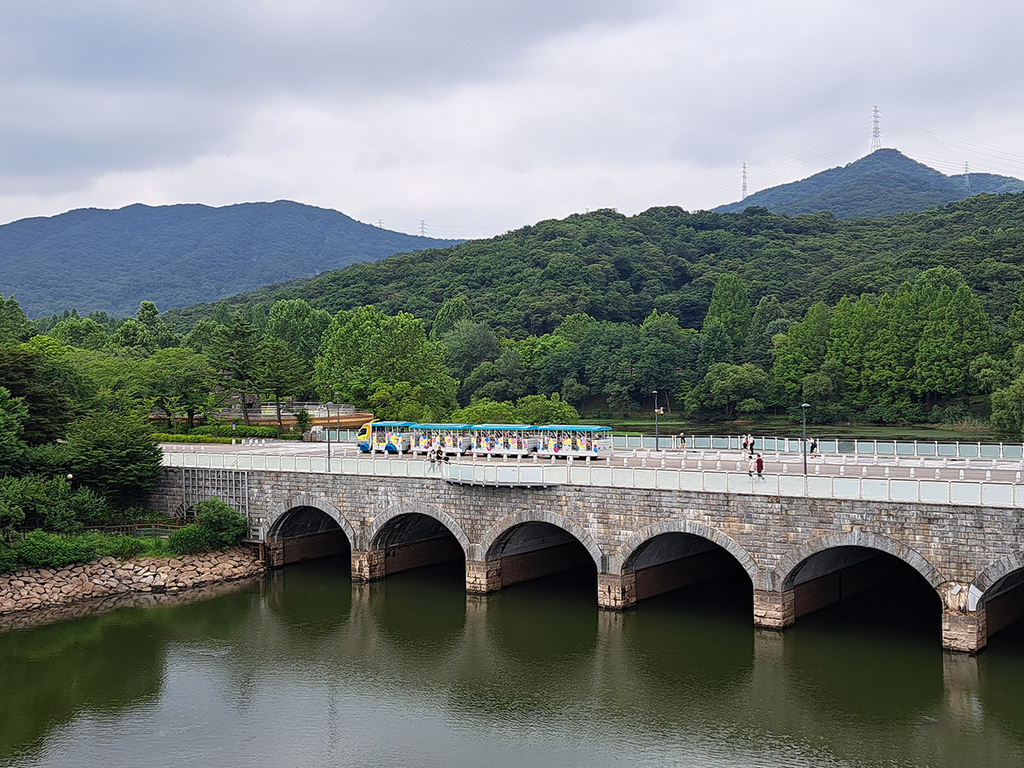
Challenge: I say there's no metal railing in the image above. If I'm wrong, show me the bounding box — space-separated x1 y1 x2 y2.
163 450 1024 508
611 434 1024 459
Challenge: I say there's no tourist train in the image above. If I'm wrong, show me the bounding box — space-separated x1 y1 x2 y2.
356 421 613 458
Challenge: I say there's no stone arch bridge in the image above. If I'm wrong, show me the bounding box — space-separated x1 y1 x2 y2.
151 455 1024 654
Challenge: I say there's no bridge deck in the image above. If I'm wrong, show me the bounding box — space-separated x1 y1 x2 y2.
163 443 1024 507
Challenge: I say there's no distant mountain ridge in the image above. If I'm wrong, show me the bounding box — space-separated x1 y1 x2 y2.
713 148 1024 219
0 201 462 318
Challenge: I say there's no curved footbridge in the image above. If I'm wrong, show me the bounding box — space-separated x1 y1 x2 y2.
154 445 1024 653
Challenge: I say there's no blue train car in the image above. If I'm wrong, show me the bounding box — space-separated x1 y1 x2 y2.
409 424 472 455
536 425 613 457
469 424 539 457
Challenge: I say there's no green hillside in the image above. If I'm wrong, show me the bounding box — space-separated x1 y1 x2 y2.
0 201 461 318
165 190 1024 336
713 149 1024 219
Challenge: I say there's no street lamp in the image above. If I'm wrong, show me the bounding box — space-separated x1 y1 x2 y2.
801 403 810 475
652 390 659 449
333 393 341 452
326 401 333 462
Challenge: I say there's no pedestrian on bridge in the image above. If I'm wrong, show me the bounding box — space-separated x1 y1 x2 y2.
756 454 764 480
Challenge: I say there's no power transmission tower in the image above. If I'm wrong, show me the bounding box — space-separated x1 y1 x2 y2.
741 163 748 200
376 219 383 228
870 106 882 152
419 220 426 237
964 162 971 190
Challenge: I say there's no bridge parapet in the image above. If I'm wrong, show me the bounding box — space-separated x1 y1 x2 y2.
163 450 1024 507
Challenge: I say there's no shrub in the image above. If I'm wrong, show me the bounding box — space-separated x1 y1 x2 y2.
152 433 234 444
190 424 278 439
194 498 249 548
0 544 19 573
12 530 98 569
167 524 214 556
93 533 148 560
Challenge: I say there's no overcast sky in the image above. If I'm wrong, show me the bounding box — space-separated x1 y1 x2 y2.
2 0 1023 239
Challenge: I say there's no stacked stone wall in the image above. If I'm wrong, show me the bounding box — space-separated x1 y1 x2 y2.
0 548 265 618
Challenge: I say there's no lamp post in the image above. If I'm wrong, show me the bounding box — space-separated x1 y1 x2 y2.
333 394 341 452
652 390 659 450
801 403 810 475
326 401 333 462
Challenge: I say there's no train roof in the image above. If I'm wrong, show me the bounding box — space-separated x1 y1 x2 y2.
366 421 417 428
410 423 473 430
535 425 612 432
470 424 538 431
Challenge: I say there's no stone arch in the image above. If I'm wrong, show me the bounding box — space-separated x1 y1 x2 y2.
973 550 1024 599
365 503 471 557
610 520 760 583
264 495 357 547
476 510 603 570
772 530 945 592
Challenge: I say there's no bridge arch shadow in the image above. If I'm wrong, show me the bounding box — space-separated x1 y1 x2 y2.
478 511 602 591
365 504 469 578
973 552 1024 645
612 521 757 607
264 496 355 567
774 532 943 629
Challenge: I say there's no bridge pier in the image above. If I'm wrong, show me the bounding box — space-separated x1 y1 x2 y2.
752 589 796 629
597 573 637 610
466 559 502 594
351 550 385 582
942 609 986 653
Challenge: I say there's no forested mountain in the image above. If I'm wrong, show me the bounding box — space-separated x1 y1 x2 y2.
713 149 1024 219
165 191 1024 336
12 186 1024 435
0 201 461 318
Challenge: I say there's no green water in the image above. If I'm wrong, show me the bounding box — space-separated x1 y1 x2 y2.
2 559 1023 768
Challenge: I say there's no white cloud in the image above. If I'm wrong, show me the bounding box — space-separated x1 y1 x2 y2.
2 0 1024 235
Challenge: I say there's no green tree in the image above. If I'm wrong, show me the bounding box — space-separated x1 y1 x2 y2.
66 412 162 506
0 296 35 345
139 347 217 429
771 302 831 405
429 297 473 341
450 398 517 424
512 393 580 424
696 319 734 379
686 362 769 419
265 299 331 366
913 283 994 400
991 374 1024 436
48 317 109 350
703 272 753 351
0 387 28 473
441 320 501 382
316 306 457 420
256 337 309 435
211 316 262 425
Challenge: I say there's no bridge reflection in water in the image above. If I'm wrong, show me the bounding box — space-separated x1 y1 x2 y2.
8 556 1024 767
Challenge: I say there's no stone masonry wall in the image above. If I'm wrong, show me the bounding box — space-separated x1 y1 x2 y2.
151 467 1024 593
0 547 265 617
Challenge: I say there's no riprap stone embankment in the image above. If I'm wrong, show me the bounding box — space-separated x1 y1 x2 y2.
0 548 265 618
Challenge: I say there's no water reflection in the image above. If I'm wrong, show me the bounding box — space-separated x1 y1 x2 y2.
2 560 1024 768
